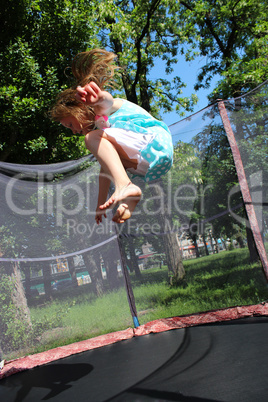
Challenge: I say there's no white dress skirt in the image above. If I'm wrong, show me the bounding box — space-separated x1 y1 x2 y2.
100 99 173 182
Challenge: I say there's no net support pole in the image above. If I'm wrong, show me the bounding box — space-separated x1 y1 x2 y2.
115 228 140 328
218 100 268 280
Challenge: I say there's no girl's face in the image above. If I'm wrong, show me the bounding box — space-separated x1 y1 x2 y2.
60 115 88 135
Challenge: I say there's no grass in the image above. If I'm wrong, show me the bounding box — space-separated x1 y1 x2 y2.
29 289 133 354
5 248 268 360
134 249 268 323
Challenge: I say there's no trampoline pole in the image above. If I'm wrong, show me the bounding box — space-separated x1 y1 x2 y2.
115 225 140 328
218 100 268 281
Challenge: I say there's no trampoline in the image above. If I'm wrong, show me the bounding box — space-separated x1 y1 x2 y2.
1 83 268 401
0 316 268 401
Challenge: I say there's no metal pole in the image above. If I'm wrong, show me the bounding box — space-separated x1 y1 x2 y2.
218 100 268 280
115 227 140 328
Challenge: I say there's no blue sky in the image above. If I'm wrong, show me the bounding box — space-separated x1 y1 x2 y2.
153 55 221 127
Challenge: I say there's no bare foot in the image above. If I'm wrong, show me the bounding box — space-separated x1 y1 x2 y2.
99 193 116 210
112 199 138 224
99 182 142 223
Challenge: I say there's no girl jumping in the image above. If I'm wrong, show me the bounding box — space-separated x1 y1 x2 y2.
50 49 173 224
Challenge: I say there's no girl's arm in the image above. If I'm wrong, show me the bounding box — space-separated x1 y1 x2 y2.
76 82 122 116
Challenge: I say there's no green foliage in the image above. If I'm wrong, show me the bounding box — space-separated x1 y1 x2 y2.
1 0 267 163
0 0 30 51
211 19 268 99
0 273 30 353
25 136 48 154
0 274 15 333
177 0 268 98
31 300 76 339
0 270 75 355
96 0 198 116
0 0 99 164
192 122 242 239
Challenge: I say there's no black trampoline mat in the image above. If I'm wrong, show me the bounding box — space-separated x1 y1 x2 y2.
0 326 185 402
1 317 268 402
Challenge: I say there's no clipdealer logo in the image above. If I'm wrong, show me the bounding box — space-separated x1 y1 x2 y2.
5 169 263 235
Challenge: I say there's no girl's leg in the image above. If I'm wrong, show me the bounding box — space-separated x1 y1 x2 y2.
85 129 141 223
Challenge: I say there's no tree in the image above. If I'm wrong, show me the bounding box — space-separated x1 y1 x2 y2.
0 0 30 52
1 0 267 164
190 81 268 264
0 266 32 353
141 141 204 280
0 0 98 163
173 1 267 263
0 228 32 353
193 120 242 238
96 0 198 116
176 0 267 99
0 0 198 164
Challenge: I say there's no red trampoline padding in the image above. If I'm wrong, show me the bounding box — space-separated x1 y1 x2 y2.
0 328 134 379
1 302 268 380
134 302 268 335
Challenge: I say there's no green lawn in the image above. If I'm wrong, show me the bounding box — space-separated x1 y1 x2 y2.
133 248 268 323
5 248 268 360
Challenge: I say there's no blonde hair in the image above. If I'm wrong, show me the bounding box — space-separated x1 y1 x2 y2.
71 48 118 89
50 49 118 128
49 88 95 130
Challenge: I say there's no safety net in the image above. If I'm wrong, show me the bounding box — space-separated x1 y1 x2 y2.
0 81 267 363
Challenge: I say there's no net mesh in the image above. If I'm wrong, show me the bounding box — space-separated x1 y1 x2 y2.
0 81 267 361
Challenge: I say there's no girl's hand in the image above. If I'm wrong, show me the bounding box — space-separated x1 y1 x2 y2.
76 82 103 106
76 82 115 116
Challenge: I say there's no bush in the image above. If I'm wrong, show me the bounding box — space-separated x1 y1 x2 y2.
0 274 30 353
0 271 74 355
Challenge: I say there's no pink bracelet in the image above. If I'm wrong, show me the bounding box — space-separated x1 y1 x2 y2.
95 115 110 129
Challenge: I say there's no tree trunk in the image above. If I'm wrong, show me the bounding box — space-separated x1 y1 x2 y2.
83 251 104 297
102 251 121 290
236 235 245 248
193 237 200 258
109 37 138 104
152 182 185 284
22 262 32 299
244 205 260 263
209 231 215 253
214 237 219 253
221 237 227 250
43 263 52 301
202 234 209 255
159 213 185 284
9 262 32 327
165 226 185 284
246 225 259 263
68 257 78 288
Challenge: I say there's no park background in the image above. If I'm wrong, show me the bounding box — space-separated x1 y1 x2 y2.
0 0 268 361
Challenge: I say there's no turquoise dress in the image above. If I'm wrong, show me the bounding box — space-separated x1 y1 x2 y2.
105 99 173 182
